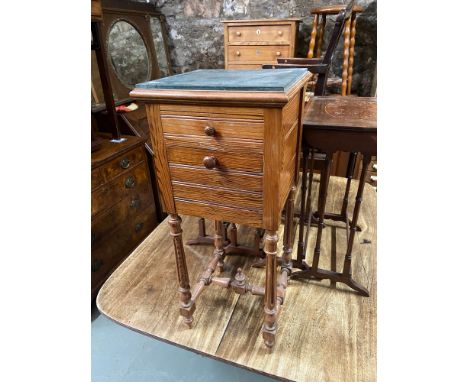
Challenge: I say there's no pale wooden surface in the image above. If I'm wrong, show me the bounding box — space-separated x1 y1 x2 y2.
97 175 376 382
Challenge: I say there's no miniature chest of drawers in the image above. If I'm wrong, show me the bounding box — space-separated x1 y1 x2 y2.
91 135 157 297
222 18 300 70
131 68 311 350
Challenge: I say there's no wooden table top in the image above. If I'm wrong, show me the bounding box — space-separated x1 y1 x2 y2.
303 96 377 132
97 175 377 382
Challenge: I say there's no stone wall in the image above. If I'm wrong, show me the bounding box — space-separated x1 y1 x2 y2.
115 0 377 95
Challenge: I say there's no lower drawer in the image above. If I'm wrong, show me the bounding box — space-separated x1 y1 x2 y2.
91 204 157 295
227 45 290 62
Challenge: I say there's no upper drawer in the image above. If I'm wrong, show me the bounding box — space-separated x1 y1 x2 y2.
227 25 291 43
161 115 264 141
227 45 290 62
98 146 146 182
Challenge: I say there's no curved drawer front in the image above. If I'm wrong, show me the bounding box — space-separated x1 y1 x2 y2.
228 45 290 62
228 25 291 43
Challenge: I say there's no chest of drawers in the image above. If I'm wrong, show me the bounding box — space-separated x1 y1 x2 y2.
91 135 157 297
131 68 311 350
222 18 300 69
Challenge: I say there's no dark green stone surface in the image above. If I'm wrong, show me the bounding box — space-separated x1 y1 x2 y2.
135 69 308 92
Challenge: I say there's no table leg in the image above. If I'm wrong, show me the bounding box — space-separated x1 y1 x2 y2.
297 146 310 263
214 220 226 272
262 230 278 350
168 214 195 328
311 152 332 271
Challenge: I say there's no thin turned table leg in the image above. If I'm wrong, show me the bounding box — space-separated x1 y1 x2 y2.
341 18 352 96
340 152 358 217
214 220 226 272
303 148 316 256
343 154 372 278
297 146 310 263
168 214 195 328
262 230 279 350
311 152 332 271
347 13 358 95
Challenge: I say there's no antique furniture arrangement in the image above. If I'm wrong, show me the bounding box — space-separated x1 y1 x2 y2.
91 135 158 298
292 96 376 296
222 18 300 70
308 3 363 96
131 68 311 349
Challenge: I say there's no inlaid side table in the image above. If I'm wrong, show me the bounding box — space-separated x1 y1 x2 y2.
293 96 376 296
130 69 311 349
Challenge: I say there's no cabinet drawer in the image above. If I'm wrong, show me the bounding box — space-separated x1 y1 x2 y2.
91 203 157 293
169 164 263 193
91 161 151 217
227 63 265 70
172 181 262 211
91 188 154 247
161 115 264 141
100 146 145 181
228 25 291 43
227 45 290 62
167 146 263 173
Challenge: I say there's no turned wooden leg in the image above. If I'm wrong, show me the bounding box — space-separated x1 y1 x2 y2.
347 13 357 95
297 146 310 263
341 18 352 96
262 230 279 349
168 214 195 328
343 154 372 278
214 220 226 272
303 149 316 257
340 152 358 217
311 152 333 271
307 14 318 58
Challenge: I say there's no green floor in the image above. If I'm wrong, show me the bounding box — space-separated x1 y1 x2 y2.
91 304 277 382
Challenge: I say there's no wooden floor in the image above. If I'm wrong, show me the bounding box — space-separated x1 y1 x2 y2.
97 175 377 382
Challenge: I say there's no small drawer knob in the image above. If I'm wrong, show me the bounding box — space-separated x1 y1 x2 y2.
120 157 130 169
125 176 136 188
204 126 216 136
203 156 218 169
130 197 140 209
278 30 283 36
276 51 281 56
135 222 144 232
236 51 240 56
236 31 241 36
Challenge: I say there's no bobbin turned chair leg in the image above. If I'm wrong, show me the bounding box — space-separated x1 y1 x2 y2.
214 220 226 272
262 230 279 349
168 214 195 327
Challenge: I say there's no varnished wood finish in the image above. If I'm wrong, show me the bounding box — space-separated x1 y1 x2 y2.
91 135 157 297
222 19 300 70
97 175 377 381
136 70 310 349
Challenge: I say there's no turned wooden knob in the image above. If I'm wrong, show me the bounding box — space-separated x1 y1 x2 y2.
276 51 281 56
278 30 283 36
203 156 218 169
204 126 216 136
236 51 241 56
236 31 241 36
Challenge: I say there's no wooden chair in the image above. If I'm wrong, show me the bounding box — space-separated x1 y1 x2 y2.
308 3 363 96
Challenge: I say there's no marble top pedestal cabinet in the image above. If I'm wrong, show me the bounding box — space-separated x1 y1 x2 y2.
130 68 311 350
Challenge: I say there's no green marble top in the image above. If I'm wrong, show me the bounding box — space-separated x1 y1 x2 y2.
135 69 309 92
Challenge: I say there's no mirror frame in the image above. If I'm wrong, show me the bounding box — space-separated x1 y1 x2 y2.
100 0 173 100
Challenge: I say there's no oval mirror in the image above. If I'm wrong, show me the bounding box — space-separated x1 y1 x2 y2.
108 21 150 87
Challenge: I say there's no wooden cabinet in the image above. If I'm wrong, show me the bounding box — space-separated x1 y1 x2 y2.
222 19 300 69
91 135 157 297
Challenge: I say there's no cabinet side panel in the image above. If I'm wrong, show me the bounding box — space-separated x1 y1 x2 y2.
262 108 283 230
145 103 176 213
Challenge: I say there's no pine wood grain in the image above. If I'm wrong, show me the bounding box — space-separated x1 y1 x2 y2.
97 175 376 382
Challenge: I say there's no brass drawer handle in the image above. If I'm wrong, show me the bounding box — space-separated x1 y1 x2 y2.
236 31 241 36
204 126 216 136
276 51 281 56
203 156 218 170
125 176 136 188
278 30 283 36
130 197 140 209
135 222 144 232
120 157 130 169
236 51 240 56
91 259 103 273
